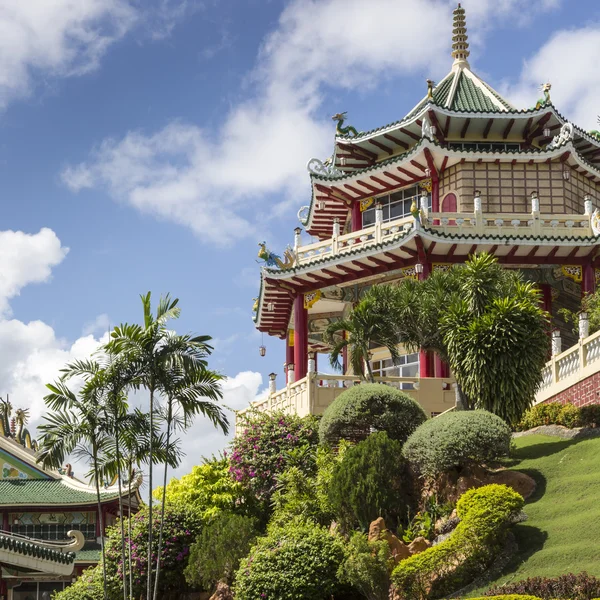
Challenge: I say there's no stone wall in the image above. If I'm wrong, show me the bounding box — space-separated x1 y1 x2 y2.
542 370 600 407
439 162 598 214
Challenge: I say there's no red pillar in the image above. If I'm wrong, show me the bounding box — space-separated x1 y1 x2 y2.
294 295 308 381
285 330 294 382
351 201 362 232
417 264 434 377
540 283 552 315
434 355 449 378
431 177 439 213
582 264 595 296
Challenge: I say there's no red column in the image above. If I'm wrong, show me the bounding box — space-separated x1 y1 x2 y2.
285 330 294 382
434 355 449 378
351 201 362 232
417 265 434 377
582 264 595 296
431 177 439 213
294 295 308 381
540 284 552 315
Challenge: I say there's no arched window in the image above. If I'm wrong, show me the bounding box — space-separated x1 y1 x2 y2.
442 193 457 212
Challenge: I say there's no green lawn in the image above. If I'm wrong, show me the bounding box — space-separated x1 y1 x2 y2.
475 434 600 592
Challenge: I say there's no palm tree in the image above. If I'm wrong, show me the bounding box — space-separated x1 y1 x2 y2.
37 378 111 599
324 287 400 382
104 292 180 600
153 359 226 596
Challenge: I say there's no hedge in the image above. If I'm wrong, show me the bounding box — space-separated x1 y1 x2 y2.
402 410 512 479
516 402 600 431
391 484 524 599
318 383 427 445
485 572 600 599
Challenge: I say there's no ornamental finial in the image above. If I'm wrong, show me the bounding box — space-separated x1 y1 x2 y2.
452 3 470 68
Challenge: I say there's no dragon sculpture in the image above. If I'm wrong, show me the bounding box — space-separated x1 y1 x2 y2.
14 408 39 451
332 112 362 138
589 116 600 141
258 242 295 269
0 397 12 438
534 83 552 110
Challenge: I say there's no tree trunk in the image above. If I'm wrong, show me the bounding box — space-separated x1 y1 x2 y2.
147 387 155 600
116 429 127 600
153 399 172 600
128 460 134 600
94 444 108 600
365 354 375 383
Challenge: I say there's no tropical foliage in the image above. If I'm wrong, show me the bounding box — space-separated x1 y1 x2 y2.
229 410 319 504
328 432 413 532
516 402 600 431
234 520 346 600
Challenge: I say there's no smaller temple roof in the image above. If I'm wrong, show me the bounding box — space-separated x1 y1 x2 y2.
0 479 121 506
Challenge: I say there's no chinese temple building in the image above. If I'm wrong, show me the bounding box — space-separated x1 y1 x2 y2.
0 403 141 600
248 4 600 422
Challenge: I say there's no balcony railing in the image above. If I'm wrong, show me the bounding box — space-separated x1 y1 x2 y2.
296 208 593 267
235 373 456 434
536 327 600 404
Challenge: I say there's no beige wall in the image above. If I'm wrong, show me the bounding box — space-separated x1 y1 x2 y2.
439 162 598 214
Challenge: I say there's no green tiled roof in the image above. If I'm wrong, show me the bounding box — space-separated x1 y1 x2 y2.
431 74 454 105
0 479 119 506
452 71 499 112
75 549 101 562
0 533 75 565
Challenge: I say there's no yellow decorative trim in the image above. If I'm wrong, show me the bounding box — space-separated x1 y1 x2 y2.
304 290 322 309
596 268 600 287
561 265 582 283
288 330 294 347
432 263 453 273
419 178 432 193
359 197 374 212
398 266 418 280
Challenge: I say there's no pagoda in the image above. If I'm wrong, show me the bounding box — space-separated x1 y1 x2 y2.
248 4 600 421
0 403 141 600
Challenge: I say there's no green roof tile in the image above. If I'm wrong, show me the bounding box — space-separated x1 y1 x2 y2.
0 533 76 565
0 479 119 506
432 75 454 105
452 71 498 112
75 549 101 562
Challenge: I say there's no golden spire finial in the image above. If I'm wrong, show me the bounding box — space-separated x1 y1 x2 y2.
452 3 470 68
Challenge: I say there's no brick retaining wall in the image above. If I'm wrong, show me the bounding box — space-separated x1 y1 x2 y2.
542 371 600 407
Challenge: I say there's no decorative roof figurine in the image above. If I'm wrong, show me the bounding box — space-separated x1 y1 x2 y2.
590 116 600 141
426 79 435 99
451 3 470 68
14 407 39 451
534 82 552 110
258 242 295 270
0 396 12 438
332 112 362 138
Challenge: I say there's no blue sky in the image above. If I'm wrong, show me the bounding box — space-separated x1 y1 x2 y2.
2 0 600 476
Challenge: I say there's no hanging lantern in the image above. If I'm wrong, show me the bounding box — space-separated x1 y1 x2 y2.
259 345 266 357
562 165 570 181
543 127 551 138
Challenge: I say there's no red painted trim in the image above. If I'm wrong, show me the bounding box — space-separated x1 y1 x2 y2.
351 201 362 232
419 350 434 378
383 133 408 149
483 118 494 139
460 118 471 139
583 263 595 296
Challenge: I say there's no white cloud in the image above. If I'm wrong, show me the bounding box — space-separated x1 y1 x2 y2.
503 25 600 130
0 0 201 110
62 0 559 245
82 313 111 336
0 228 68 315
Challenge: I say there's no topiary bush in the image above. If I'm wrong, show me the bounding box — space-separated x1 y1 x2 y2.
473 596 542 599
328 431 413 532
485 572 600 599
318 383 427 445
234 520 345 600
229 410 319 503
403 410 512 479
580 404 600 428
391 484 524 600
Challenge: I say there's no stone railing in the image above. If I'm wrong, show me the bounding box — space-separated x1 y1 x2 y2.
235 373 456 434
536 327 600 404
295 203 594 267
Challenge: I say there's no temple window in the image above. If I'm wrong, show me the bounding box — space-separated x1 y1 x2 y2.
449 141 520 152
362 185 425 227
371 353 419 389
11 521 96 541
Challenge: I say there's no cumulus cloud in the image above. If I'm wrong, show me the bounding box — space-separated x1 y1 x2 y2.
503 25 600 130
0 0 201 110
62 0 559 245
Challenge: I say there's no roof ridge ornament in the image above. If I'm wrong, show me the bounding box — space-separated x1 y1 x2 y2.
534 83 552 110
546 122 574 150
589 116 600 141
451 3 470 68
332 112 362 138
307 157 342 177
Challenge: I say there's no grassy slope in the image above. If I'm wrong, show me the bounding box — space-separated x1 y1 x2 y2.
476 434 600 592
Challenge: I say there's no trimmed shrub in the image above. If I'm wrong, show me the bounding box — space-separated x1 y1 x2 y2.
318 383 427 445
328 432 412 532
391 484 524 599
234 520 345 600
229 411 319 503
403 410 512 479
580 404 600 428
485 572 600 599
474 597 542 599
